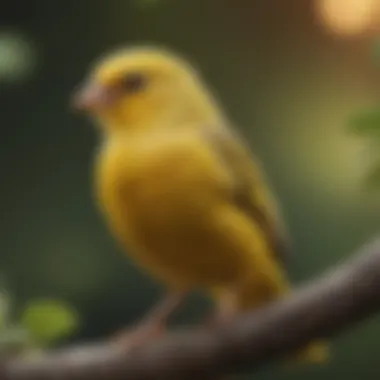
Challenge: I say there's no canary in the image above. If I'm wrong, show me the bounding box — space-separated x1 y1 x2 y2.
73 46 328 364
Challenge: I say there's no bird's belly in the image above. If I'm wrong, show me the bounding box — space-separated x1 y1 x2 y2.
97 143 247 288
115 179 243 287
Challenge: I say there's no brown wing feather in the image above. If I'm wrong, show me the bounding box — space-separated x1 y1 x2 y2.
201 125 291 267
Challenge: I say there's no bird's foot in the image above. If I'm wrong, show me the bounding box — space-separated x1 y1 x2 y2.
111 322 165 353
111 292 186 353
202 310 235 330
202 289 238 330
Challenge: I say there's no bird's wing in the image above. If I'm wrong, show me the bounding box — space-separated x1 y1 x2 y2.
202 126 291 267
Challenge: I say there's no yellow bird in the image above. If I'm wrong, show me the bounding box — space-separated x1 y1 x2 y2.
73 46 328 363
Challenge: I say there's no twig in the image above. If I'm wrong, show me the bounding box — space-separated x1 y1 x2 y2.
1 236 380 380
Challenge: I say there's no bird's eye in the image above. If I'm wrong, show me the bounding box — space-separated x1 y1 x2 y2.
122 72 146 93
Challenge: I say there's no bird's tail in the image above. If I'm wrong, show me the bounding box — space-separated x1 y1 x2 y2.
231 272 330 368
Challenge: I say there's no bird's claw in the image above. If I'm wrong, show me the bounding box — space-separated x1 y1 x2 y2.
111 323 165 353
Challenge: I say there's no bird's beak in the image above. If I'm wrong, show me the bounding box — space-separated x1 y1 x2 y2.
72 81 119 111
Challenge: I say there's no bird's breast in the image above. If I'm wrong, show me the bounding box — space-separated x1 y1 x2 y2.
94 131 253 287
95 132 231 245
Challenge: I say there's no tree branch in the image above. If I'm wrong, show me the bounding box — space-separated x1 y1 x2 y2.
2 236 380 380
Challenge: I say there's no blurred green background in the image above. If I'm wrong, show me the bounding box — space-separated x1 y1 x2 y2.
0 0 379 378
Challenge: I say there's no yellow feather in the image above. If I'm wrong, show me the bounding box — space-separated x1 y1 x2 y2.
77 46 329 365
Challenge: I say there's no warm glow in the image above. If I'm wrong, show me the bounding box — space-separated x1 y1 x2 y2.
316 0 380 36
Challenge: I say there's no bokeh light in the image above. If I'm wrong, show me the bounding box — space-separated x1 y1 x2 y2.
316 0 380 36
0 30 37 83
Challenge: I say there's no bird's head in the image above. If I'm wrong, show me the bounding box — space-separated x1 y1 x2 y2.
73 46 223 134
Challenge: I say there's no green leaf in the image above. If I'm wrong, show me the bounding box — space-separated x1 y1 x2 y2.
348 109 380 137
20 299 79 346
